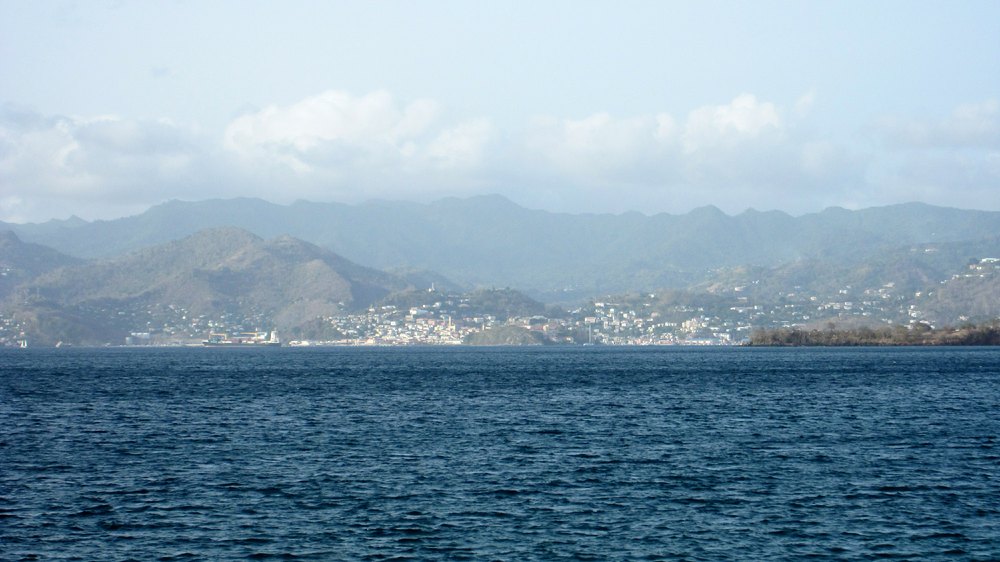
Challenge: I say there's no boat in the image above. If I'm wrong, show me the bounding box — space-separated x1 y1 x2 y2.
202 330 281 347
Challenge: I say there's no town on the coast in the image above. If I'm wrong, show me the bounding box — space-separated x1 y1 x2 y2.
3 255 995 347
248 256 1000 347
2 198 999 348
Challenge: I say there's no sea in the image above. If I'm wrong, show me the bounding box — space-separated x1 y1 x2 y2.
2 346 999 561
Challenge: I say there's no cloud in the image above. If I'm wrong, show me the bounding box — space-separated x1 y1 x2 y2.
425 118 494 170
861 99 1000 210
4 91 999 223
518 94 866 213
876 99 1000 149
223 90 490 173
522 94 790 184
224 90 433 158
523 112 676 183
1 107 206 192
220 89 496 197
0 92 502 222
682 94 783 153
0 105 213 220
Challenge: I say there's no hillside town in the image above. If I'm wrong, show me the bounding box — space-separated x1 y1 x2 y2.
289 256 998 347
3 257 996 348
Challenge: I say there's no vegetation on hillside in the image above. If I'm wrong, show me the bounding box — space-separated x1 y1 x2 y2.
748 321 1000 346
463 325 549 345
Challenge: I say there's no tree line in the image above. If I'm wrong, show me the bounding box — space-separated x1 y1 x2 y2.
748 321 1000 346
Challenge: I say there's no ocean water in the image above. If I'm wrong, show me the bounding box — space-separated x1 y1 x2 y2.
2 346 999 561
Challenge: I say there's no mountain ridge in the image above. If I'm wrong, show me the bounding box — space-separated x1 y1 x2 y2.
2 225 998 346
4 195 1000 296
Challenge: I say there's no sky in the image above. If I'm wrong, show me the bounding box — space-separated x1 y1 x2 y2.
1 0 999 223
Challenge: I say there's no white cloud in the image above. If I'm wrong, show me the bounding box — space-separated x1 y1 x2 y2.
654 114 677 141
4 91 999 223
682 94 783 153
516 94 866 213
218 89 498 201
524 113 672 181
223 89 491 175
425 118 493 170
224 90 423 154
877 99 1000 149
1 113 200 193
0 106 216 221
1 92 499 223
0 114 91 194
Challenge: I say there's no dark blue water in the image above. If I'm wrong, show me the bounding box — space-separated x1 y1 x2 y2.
2 347 999 561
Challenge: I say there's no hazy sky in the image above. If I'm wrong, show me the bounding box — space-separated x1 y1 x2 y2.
2 0 999 222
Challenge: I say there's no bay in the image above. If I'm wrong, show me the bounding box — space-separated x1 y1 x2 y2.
2 347 999 560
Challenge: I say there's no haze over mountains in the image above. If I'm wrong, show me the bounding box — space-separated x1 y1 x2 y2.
0 231 82 301
4 195 1000 298
2 195 999 346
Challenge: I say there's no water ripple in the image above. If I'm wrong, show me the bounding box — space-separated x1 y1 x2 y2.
2 346 999 560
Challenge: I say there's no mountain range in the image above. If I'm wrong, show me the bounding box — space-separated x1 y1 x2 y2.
2 195 999 345
4 195 1000 298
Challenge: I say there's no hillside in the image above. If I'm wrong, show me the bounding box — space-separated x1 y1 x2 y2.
918 266 1000 324
6 196 1000 296
4 228 409 346
0 230 82 298
0 226 997 346
463 325 550 345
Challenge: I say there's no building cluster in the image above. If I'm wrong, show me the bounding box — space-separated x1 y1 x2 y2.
273 286 905 347
0 313 28 347
3 258 997 348
315 305 471 345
